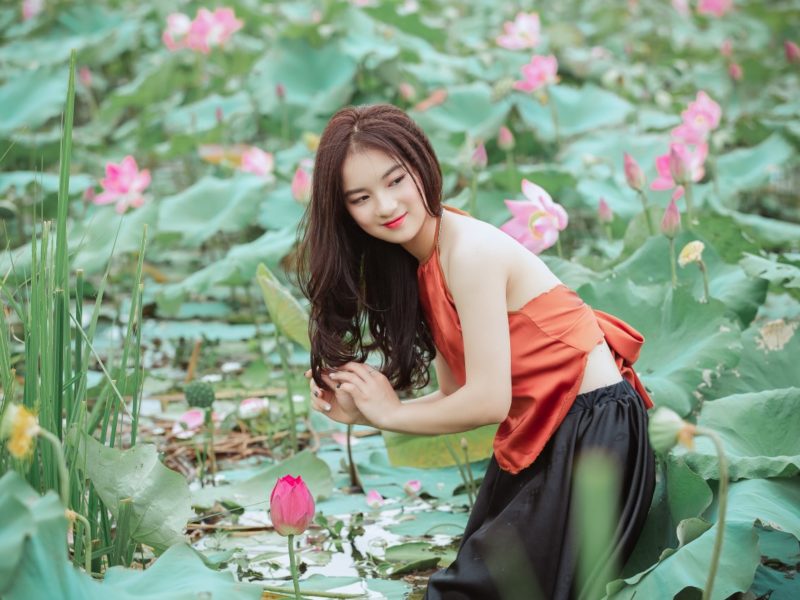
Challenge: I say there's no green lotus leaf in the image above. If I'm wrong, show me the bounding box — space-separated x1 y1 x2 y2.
676 388 800 480
255 262 310 350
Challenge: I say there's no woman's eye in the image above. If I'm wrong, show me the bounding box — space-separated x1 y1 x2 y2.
351 196 368 205
391 175 405 186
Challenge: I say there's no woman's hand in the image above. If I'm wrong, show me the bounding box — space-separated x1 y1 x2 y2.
306 369 368 426
329 362 402 430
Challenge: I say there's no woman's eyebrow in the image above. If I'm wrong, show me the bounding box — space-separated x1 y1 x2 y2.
344 163 403 195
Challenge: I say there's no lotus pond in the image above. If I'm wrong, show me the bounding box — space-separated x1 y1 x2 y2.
1 1 799 599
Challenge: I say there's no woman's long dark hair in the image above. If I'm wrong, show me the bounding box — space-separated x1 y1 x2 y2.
297 104 442 391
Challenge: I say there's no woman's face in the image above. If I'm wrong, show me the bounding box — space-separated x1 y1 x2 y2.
341 147 432 252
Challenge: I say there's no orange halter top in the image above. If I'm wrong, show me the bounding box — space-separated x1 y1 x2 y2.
416 207 654 474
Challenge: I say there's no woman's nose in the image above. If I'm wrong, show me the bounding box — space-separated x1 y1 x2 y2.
375 192 398 216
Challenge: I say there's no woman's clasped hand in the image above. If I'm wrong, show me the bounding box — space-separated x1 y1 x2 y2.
306 362 402 429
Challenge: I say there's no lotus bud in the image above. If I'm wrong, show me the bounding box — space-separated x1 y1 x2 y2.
668 144 690 185
403 480 422 495
398 82 416 101
660 198 681 239
720 39 733 57
276 83 286 101
623 153 646 191
728 62 743 81
785 41 800 64
238 397 270 420
648 407 696 454
270 475 316 536
497 126 515 151
291 167 312 204
79 67 93 88
365 489 384 509
598 197 613 224
471 142 488 170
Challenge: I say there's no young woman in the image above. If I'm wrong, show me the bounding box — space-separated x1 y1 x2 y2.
298 103 655 600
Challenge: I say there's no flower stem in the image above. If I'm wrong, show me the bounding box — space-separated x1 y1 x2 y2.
547 90 560 150
204 408 216 485
70 511 93 574
287 534 302 600
668 238 677 288
505 151 515 189
684 182 697 226
695 427 728 600
637 190 655 235
698 261 710 303
556 236 564 259
469 171 478 218
37 427 69 506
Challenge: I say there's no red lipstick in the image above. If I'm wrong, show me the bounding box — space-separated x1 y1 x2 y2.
383 213 407 229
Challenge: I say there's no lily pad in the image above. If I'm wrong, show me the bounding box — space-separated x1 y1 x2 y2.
71 431 194 553
677 388 800 481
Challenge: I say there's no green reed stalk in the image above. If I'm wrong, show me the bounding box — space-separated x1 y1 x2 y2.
275 331 298 454
443 437 474 508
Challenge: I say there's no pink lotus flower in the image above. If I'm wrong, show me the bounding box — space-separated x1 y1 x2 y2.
661 198 681 239
403 480 422 495
94 156 151 214
598 198 613 223
471 142 488 169
728 62 743 81
240 147 275 177
623 153 646 191
270 475 316 536
672 92 721 145
496 12 541 50
651 143 708 191
785 41 800 64
291 167 312 204
684 91 722 131
366 489 384 508
21 0 43 20
497 126 515 151
162 13 192 51
186 8 243 54
164 8 242 53
513 55 558 93
697 0 733 18
500 179 568 254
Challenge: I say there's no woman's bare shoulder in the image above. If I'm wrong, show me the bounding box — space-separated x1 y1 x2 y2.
443 211 562 300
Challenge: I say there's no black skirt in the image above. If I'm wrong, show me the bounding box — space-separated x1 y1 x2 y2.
424 379 656 600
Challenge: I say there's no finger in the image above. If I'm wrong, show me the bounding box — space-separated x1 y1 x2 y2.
342 361 374 378
339 362 378 386
330 371 368 397
310 396 332 413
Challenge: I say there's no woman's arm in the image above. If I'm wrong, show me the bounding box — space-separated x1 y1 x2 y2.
332 238 512 435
